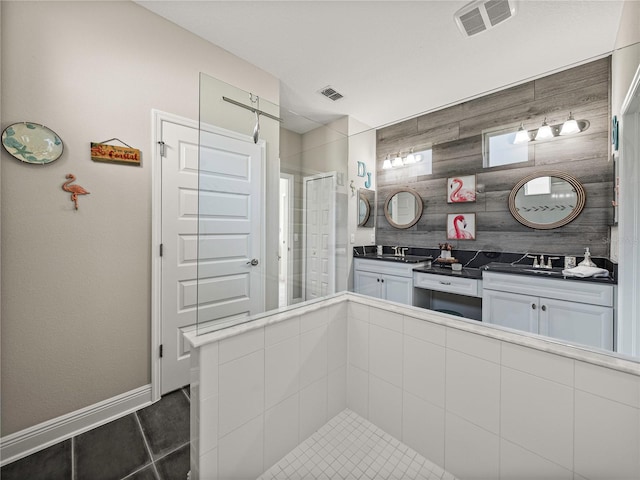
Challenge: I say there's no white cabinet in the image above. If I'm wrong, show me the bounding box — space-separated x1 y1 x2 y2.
353 258 426 305
482 272 614 350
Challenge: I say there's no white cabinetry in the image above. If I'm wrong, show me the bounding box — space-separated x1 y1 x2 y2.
354 258 425 305
482 272 614 350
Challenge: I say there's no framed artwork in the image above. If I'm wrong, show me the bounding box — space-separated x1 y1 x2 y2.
447 213 476 240
447 175 476 203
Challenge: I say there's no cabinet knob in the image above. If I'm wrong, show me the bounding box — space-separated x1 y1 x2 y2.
381 279 384 283
377 278 380 282
541 305 547 311
532 303 537 310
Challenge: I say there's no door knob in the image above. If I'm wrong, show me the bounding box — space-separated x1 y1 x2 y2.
247 259 259 266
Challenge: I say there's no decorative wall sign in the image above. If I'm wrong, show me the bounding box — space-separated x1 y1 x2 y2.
91 138 141 165
62 173 90 210
2 122 63 164
447 175 476 203
357 161 372 188
447 213 476 240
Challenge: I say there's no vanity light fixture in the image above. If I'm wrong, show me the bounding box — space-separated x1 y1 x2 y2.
535 117 554 140
512 115 588 145
559 112 580 136
513 122 530 144
382 149 426 169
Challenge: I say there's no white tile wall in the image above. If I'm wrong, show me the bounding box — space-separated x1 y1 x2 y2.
574 390 640 479
500 439 573 479
369 375 403 440
190 295 640 480
445 412 500 480
369 324 403 387
218 349 265 436
446 349 500 434
501 367 574 469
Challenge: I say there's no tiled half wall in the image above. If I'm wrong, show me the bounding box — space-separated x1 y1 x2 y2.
188 294 640 479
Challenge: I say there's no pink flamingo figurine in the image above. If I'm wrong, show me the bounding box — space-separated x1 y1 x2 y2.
449 178 476 202
62 173 90 210
448 214 474 239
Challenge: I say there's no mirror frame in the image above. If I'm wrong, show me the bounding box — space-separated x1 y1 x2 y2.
384 187 423 229
508 170 586 230
358 191 372 227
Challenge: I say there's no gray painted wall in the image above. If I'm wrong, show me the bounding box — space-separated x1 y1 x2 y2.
376 57 613 257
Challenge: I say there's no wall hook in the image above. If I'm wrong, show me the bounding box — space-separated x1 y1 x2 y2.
62 173 90 210
350 180 356 196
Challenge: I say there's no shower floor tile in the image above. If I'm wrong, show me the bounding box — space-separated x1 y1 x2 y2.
258 409 457 480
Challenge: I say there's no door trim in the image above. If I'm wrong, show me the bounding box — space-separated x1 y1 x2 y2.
151 109 266 401
280 172 295 306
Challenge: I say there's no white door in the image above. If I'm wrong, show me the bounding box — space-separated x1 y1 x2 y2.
160 119 264 394
303 173 336 301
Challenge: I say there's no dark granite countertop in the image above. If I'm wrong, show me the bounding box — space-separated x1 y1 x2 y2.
355 253 433 264
353 246 617 284
412 265 483 279
480 262 617 285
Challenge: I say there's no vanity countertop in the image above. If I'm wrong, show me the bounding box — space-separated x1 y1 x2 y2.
356 253 433 264
412 265 483 280
480 262 617 284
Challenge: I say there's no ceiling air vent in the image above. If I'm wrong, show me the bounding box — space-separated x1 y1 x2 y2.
319 86 344 101
454 0 517 37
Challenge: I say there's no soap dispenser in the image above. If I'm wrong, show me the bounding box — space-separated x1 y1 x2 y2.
578 247 597 268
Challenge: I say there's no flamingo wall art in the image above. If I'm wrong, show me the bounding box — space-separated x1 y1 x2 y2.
447 213 476 240
62 173 90 210
447 175 476 203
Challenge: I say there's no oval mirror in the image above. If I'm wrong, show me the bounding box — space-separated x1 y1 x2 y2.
358 191 371 227
508 170 586 229
384 187 423 229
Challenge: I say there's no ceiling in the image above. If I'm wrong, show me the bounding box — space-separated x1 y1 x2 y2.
136 1 625 133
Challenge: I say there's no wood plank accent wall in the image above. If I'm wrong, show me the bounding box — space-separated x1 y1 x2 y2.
376 57 613 257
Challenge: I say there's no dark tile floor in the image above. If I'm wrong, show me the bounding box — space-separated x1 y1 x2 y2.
1 388 190 480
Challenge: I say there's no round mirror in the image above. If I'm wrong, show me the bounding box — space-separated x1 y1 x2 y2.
508 170 586 229
384 187 423 229
358 193 371 227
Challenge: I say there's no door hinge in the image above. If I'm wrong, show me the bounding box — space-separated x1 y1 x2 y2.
160 244 164 257
159 344 164 358
158 141 166 157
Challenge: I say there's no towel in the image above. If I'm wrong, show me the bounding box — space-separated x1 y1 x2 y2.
562 265 610 278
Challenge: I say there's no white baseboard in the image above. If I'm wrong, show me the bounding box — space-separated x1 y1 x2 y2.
1 384 153 466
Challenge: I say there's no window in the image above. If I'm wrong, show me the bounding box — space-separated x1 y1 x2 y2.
483 127 529 167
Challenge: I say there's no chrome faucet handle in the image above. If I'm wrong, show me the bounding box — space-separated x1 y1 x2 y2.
529 255 539 268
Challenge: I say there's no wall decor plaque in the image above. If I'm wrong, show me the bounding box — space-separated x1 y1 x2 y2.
91 141 141 166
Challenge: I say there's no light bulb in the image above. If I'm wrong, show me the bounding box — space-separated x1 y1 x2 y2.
404 150 416 164
392 154 404 167
560 112 580 135
535 118 553 140
382 155 392 170
513 123 530 144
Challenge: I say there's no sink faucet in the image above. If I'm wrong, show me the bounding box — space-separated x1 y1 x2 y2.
400 247 409 258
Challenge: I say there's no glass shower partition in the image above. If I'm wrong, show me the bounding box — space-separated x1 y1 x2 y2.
196 72 350 335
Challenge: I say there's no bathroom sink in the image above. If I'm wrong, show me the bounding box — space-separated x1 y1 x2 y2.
370 254 433 264
482 263 565 276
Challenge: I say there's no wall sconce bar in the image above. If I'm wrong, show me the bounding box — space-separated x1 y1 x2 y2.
513 113 589 144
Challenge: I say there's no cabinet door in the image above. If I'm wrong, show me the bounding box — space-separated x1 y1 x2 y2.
539 298 614 350
354 270 383 299
482 290 538 333
382 274 413 305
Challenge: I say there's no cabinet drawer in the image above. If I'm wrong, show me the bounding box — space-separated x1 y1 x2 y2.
414 272 479 297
